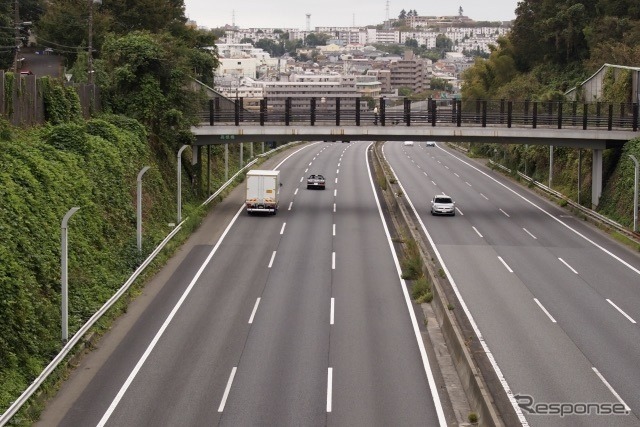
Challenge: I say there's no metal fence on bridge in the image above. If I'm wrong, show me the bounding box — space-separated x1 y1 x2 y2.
201 97 639 132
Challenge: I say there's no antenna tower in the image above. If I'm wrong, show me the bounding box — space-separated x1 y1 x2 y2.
306 14 311 31
385 0 390 29
232 10 236 28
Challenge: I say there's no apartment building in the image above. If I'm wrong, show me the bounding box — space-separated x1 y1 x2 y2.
388 51 429 92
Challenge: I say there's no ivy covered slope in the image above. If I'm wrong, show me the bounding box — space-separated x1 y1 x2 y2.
0 111 178 411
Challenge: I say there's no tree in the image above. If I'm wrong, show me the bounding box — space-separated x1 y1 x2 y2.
305 32 329 47
405 38 418 48
399 9 407 20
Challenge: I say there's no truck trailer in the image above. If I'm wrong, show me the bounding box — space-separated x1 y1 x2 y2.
246 170 280 214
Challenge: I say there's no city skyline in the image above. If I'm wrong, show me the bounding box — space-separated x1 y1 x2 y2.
184 1 519 29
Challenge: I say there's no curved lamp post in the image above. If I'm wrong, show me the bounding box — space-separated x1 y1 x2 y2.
61 207 80 343
137 166 150 251
630 154 639 232
177 145 189 223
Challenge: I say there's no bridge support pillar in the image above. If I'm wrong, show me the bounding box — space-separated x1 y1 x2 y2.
240 143 244 168
592 149 603 208
250 142 253 159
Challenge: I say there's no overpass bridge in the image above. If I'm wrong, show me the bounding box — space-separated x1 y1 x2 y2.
191 97 640 207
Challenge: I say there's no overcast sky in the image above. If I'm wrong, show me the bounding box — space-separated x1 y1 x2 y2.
183 1 520 30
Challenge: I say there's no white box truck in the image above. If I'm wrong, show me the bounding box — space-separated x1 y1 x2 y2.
246 170 280 214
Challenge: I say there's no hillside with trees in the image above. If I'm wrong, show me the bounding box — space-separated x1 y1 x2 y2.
0 0 236 421
460 0 640 226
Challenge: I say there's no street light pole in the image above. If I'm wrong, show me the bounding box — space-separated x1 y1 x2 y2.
177 145 189 223
630 154 639 232
137 166 150 252
61 207 80 343
87 0 102 84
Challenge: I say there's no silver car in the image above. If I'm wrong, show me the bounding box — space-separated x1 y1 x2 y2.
431 194 455 216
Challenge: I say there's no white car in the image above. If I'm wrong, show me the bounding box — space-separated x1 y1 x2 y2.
431 194 455 216
403 140 414 147
426 141 436 147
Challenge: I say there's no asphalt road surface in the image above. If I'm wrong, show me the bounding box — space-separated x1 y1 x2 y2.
383 141 640 427
37 142 445 426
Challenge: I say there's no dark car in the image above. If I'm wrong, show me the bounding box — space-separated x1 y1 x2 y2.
307 174 326 189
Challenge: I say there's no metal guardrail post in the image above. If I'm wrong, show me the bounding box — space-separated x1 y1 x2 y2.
507 101 512 128
481 100 487 127
557 101 563 129
608 104 613 130
475 99 481 124
355 98 360 126
572 101 577 126
310 97 316 126
456 100 461 127
404 98 411 126
336 97 341 126
285 97 291 126
532 101 538 128
380 97 386 126
234 99 240 126
209 99 214 126
596 102 601 127
634 103 639 131
431 99 437 127
524 99 530 125
583 103 588 130
500 99 505 124
260 99 266 126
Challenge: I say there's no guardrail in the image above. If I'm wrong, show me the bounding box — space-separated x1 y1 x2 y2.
202 97 640 132
488 160 640 243
0 141 299 426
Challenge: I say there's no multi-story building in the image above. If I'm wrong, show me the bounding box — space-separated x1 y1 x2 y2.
366 69 392 94
388 51 429 92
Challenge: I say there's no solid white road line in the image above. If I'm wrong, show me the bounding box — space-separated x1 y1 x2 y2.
472 226 483 238
592 367 631 411
455 207 464 216
522 228 537 239
498 256 514 273
558 257 578 274
326 368 333 412
248 298 261 324
330 298 335 325
606 299 637 323
372 144 447 426
333 203 336 213
280 223 286 235
332 224 336 236
533 298 557 323
480 193 489 200
268 251 277 268
332 252 336 270
97 206 247 427
288 201 293 211
500 209 510 217
294 188 298 195
218 367 237 412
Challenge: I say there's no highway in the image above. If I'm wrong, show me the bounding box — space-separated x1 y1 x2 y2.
38 142 445 426
383 141 640 427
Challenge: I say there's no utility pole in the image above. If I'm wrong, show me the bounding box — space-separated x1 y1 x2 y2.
88 0 102 84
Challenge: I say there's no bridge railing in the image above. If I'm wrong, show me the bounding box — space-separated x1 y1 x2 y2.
200 97 639 132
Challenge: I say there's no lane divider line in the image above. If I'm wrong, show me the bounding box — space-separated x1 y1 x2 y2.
498 256 514 273
472 226 483 238
592 367 631 411
499 209 510 217
326 368 333 412
534 298 557 323
330 298 335 325
523 228 537 239
558 257 578 274
218 367 237 412
248 298 261 324
606 299 637 324
268 251 277 268
280 222 286 235
288 202 293 211
332 252 336 270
